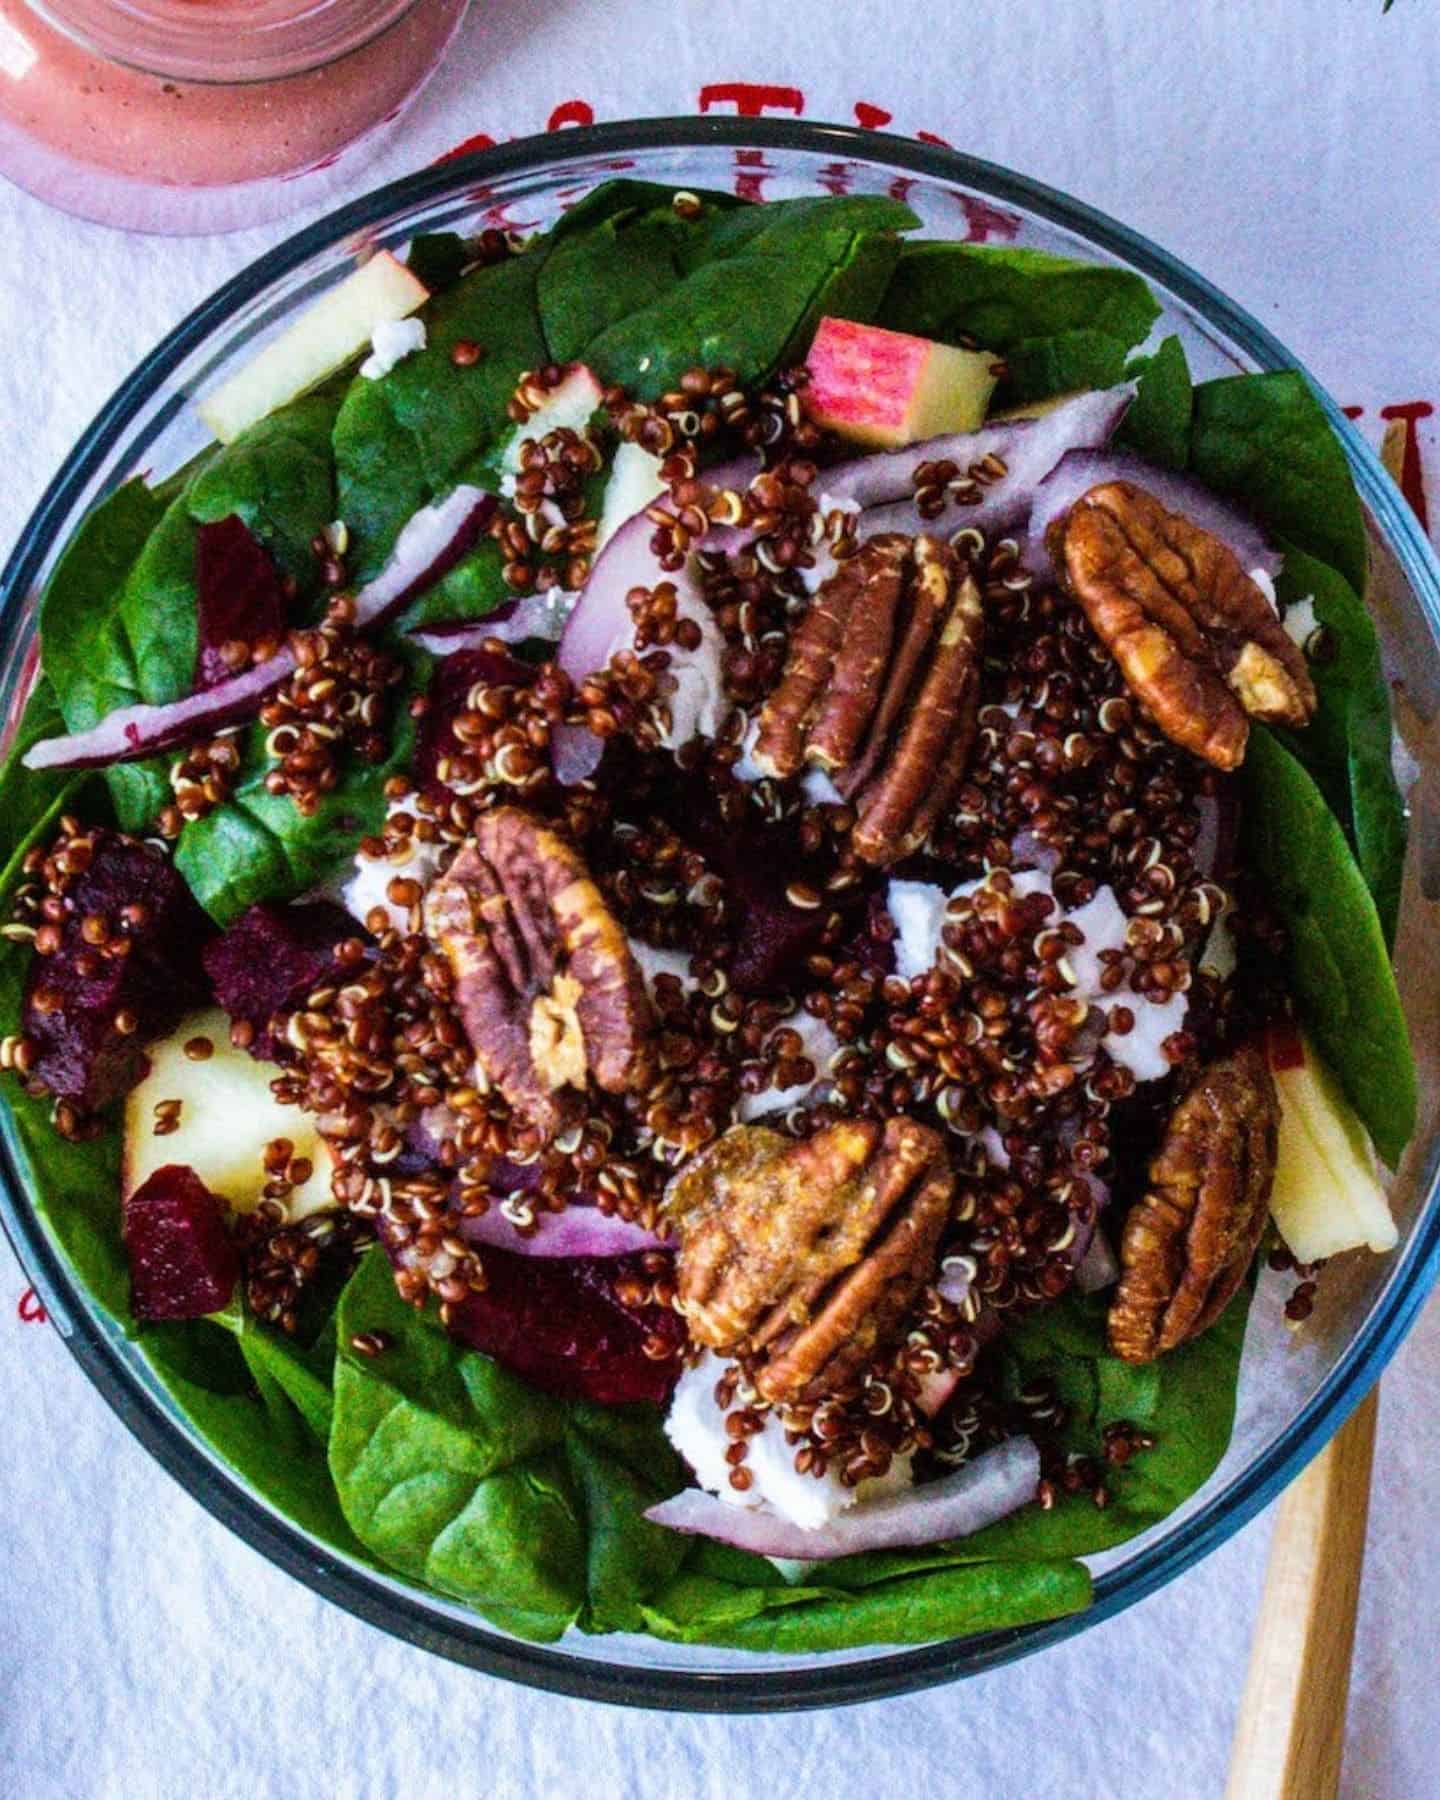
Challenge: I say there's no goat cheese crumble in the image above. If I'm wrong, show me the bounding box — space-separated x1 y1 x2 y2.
360 316 427 380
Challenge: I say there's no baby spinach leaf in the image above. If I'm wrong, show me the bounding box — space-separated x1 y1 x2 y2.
141 1311 371 1560
877 242 1160 383
1116 334 1193 470
640 1558 1090 1651
579 199 915 400
327 1248 684 1641
1002 328 1130 405
1242 727 1415 1165
1273 543 1406 947
1189 372 1368 596
547 178 743 245
405 232 470 294
41 396 341 832
333 252 549 578
539 206 694 365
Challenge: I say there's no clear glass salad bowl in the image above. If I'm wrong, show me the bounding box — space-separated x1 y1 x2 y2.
2 117 1438 1711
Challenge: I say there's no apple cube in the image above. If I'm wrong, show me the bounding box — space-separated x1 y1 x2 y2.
124 1007 336 1221
1266 1026 1398 1265
199 251 429 444
124 1164 239 1321
595 439 666 553
803 316 999 449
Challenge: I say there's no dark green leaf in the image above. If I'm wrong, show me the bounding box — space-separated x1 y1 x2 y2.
547 179 743 245
1002 328 1130 404
405 232 470 293
333 252 549 578
1242 728 1415 1164
1189 372 1368 595
1117 334 1193 470
578 199 915 400
327 1248 683 1641
878 241 1160 361
1273 543 1406 947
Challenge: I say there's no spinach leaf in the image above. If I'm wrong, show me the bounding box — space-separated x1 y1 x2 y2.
1242 728 1415 1165
878 241 1160 406
174 651 424 925
1116 334 1193 470
547 178 743 245
327 1248 685 1640
641 1558 1089 1650
539 206 694 365
1189 372 1368 596
1273 544 1407 947
0 675 74 870
42 396 341 831
142 1309 371 1560
960 1285 1252 1561
333 252 549 578
578 198 915 400
405 232 470 293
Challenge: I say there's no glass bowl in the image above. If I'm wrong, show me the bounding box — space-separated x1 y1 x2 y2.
2 117 1438 1711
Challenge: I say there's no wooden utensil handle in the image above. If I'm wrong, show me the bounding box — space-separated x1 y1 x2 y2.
1225 1387 1380 1800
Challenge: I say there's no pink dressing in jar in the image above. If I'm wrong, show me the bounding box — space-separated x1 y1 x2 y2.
0 0 469 232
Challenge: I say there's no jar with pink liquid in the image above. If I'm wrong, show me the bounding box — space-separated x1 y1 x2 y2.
0 0 469 233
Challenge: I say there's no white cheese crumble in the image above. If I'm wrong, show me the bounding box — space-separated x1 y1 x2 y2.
736 1009 843 1122
341 794 446 933
603 583 727 751
885 870 1187 1083
1250 567 1281 616
665 1352 913 1532
627 936 698 996
360 316 427 380
1283 594 1318 650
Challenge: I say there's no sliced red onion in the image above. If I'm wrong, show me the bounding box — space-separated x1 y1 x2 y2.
645 1434 1040 1560
22 648 296 771
352 486 498 631
819 387 1131 530
409 588 575 655
1074 1227 1120 1294
459 1203 673 1259
1022 449 1283 581
1194 788 1240 883
24 486 499 774
913 1366 961 1419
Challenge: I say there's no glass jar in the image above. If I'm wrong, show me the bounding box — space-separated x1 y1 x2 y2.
0 0 469 233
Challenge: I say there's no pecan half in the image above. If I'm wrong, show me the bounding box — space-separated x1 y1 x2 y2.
751 534 984 865
1056 481 1316 770
1108 1042 1279 1362
423 806 654 1137
669 1116 953 1402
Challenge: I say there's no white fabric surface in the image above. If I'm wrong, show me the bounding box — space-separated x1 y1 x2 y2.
2 3 1439 1793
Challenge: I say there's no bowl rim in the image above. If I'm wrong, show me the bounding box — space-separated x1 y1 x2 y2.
4 114 1439 1713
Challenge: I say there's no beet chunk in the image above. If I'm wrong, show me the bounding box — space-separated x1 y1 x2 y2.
124 1164 239 1320
445 1248 684 1405
194 515 289 690
413 647 534 790
202 900 355 1060
23 832 212 1110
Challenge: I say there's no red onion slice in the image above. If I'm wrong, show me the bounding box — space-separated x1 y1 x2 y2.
821 386 1132 520
645 1434 1040 1560
24 486 499 774
352 485 498 630
1074 1227 1120 1294
1022 449 1283 581
22 649 296 772
409 588 575 655
459 1204 673 1259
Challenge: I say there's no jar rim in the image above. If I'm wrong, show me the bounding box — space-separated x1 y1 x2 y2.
25 0 422 83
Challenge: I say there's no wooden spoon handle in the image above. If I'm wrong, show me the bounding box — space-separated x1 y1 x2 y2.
1225 1387 1380 1800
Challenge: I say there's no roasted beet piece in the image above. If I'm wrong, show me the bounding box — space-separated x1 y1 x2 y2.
445 1247 684 1405
124 1163 239 1320
201 900 355 1060
194 515 289 690
413 646 534 790
23 832 212 1110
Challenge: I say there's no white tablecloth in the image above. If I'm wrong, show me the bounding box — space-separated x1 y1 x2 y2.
2 5 1438 1794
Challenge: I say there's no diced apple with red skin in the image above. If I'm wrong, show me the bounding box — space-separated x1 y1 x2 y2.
124 1007 336 1221
1266 1024 1398 1265
124 1164 239 1321
803 316 1000 449
199 251 429 443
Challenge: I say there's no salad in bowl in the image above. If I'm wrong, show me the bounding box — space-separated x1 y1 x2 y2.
0 173 1416 1655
